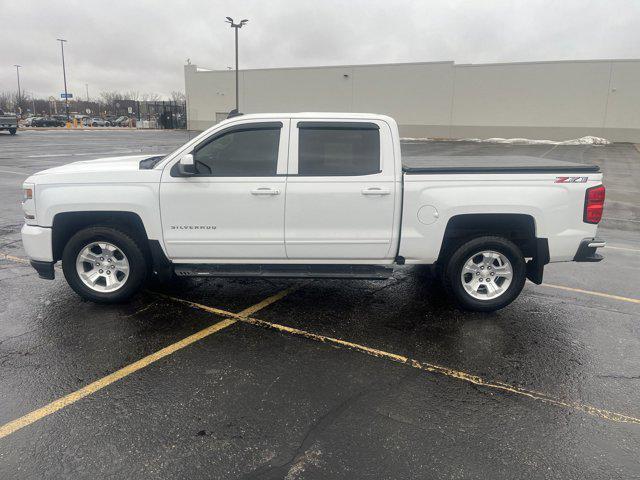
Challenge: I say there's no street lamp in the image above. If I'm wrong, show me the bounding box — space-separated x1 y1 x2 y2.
14 65 21 114
225 17 248 113
56 38 70 123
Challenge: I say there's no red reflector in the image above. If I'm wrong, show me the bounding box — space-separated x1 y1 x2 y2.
584 185 605 224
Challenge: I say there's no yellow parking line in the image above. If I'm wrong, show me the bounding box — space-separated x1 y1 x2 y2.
158 294 640 426
0 253 30 265
0 286 297 440
541 283 640 304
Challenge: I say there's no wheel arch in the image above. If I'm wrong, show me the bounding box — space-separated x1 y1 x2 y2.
437 213 549 284
52 211 149 262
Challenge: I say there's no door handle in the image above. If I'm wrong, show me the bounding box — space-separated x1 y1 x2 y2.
361 187 391 196
251 187 280 195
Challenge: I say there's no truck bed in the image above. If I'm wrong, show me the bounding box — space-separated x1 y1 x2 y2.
402 155 600 174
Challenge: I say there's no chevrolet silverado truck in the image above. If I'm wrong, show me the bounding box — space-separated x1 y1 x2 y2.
20 113 606 311
0 109 18 135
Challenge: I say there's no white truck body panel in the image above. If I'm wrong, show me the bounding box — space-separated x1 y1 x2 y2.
400 173 601 263
283 117 401 261
159 118 290 261
24 154 164 242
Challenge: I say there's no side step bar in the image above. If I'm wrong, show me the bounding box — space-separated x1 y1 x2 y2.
174 264 394 280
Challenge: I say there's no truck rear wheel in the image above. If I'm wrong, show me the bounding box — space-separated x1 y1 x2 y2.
9 128 16 135
62 226 147 303
442 236 526 312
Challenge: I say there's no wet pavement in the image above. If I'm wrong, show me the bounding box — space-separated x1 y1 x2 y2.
0 130 639 479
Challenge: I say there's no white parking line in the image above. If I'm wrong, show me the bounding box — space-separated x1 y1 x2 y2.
606 245 640 253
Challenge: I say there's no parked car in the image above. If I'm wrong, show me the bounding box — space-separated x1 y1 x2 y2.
0 109 18 134
112 116 133 127
86 117 111 127
20 113 606 311
22 116 37 127
31 116 65 127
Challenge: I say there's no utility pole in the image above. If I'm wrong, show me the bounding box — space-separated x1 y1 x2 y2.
14 65 22 114
57 38 70 123
225 17 248 113
85 83 89 102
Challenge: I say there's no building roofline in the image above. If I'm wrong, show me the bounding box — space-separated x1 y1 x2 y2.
191 57 640 73
455 58 640 67
194 60 454 72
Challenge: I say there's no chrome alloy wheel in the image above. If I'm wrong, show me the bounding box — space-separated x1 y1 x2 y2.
75 242 130 293
460 250 513 300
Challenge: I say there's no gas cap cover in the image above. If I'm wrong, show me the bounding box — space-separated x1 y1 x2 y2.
417 205 439 225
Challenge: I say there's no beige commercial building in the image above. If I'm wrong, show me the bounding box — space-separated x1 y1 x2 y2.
184 59 640 142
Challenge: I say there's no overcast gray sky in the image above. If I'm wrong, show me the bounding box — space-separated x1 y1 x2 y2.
1 0 638 99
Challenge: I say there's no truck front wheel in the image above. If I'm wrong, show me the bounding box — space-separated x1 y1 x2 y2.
442 236 526 312
62 226 147 303
9 128 16 135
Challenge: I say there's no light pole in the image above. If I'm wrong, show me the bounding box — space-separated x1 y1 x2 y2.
14 65 21 114
225 17 248 113
57 38 70 122
85 83 89 102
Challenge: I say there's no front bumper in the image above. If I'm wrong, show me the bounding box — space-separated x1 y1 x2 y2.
21 224 56 279
573 237 605 262
21 224 53 261
30 260 55 280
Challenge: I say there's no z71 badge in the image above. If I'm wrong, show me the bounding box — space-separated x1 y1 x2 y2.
555 176 588 183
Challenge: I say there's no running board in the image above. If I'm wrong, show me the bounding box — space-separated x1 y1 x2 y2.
174 264 394 280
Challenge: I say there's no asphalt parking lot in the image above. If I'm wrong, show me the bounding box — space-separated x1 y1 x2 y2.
1 129 639 479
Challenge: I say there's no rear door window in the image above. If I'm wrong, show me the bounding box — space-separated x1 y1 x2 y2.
297 122 380 176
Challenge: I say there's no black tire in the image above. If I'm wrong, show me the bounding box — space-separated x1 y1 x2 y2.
62 226 147 303
442 236 526 312
9 128 16 135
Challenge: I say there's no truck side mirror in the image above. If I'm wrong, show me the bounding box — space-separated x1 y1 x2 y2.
178 153 197 176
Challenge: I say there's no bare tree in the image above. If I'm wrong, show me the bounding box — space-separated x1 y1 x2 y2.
141 92 161 102
170 91 186 103
99 90 124 105
0 91 21 112
124 91 140 101
0 91 13 111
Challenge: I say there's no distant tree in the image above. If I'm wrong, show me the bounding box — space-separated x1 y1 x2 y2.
141 92 161 102
0 91 23 111
0 91 13 111
125 90 141 101
99 90 123 105
170 91 186 103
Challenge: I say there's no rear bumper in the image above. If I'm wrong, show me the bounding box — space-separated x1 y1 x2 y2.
573 237 605 262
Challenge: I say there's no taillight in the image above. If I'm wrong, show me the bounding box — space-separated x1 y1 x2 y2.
584 185 605 224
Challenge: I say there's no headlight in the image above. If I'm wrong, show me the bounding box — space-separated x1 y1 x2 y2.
22 183 36 222
23 187 33 202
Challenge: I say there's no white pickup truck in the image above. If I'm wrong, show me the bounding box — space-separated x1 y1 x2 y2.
20 113 606 311
0 109 18 135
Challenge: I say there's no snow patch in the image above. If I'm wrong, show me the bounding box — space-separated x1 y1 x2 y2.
401 135 611 145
